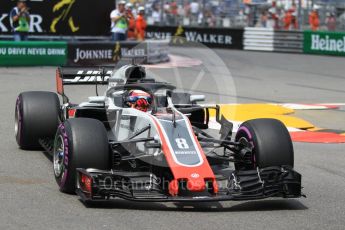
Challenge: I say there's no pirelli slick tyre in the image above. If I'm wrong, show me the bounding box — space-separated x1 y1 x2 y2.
235 118 294 169
15 91 60 149
53 118 110 194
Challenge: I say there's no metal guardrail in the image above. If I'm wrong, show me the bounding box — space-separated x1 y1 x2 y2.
244 27 303 53
244 28 275 51
274 31 303 53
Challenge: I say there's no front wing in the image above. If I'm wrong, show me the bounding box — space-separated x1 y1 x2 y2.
76 166 303 202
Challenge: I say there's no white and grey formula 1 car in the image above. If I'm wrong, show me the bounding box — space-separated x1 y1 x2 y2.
15 65 302 203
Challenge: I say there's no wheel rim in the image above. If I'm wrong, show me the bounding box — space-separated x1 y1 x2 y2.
239 135 257 168
53 135 65 178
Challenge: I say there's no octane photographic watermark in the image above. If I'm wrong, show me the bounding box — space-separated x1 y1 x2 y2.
99 174 230 192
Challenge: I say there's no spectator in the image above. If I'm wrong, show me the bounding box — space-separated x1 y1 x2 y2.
197 11 203 25
290 10 298 30
126 3 136 40
152 2 161 25
238 9 247 27
267 1 279 29
136 7 147 41
283 8 298 30
10 0 30 41
183 0 190 18
244 4 252 27
326 12 336 31
170 0 178 25
177 4 184 24
260 10 268 28
205 10 216 27
190 1 199 26
283 9 293 30
129 2 138 18
110 0 128 41
163 1 171 25
309 7 320 31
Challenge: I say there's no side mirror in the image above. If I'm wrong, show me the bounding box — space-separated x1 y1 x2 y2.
88 96 105 103
145 142 161 149
145 135 161 149
190 95 205 103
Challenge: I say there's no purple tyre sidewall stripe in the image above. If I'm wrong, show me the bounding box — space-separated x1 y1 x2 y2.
237 126 252 140
57 123 69 188
237 126 257 167
15 96 23 145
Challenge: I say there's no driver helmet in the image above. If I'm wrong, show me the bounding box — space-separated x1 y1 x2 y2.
126 90 152 112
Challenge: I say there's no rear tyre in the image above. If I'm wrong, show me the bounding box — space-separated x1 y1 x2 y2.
15 91 60 149
235 118 294 169
53 118 110 194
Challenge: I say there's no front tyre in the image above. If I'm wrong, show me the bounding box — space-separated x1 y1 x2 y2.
53 118 110 194
235 118 294 169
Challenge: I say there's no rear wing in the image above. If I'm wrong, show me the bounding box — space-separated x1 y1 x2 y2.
56 67 114 103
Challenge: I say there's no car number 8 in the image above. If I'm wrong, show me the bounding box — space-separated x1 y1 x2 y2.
175 138 189 149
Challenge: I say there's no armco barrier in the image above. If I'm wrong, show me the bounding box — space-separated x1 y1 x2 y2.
67 40 169 66
0 41 67 66
244 27 303 53
304 30 345 56
243 28 274 51
274 30 303 53
146 26 244 49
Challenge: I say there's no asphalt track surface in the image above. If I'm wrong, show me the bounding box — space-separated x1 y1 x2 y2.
1 49 345 230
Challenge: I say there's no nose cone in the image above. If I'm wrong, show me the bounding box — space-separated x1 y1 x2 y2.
187 178 206 192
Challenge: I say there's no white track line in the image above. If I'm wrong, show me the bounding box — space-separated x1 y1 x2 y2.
208 118 303 133
278 103 345 110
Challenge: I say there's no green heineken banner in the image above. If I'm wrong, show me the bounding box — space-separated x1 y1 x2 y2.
0 41 67 66
304 31 345 56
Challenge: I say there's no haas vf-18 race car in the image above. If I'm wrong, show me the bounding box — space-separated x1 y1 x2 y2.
15 65 302 203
